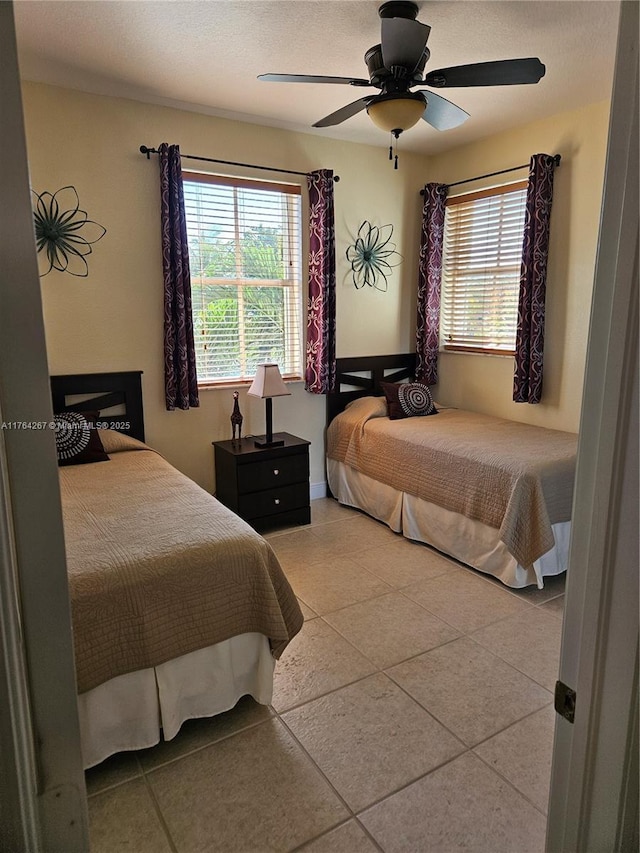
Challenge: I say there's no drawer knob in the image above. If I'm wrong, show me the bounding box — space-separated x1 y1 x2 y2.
274 498 280 505
273 468 279 475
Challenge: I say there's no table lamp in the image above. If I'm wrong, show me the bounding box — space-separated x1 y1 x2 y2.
247 363 291 448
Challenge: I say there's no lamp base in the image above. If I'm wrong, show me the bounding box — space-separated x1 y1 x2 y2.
254 438 285 449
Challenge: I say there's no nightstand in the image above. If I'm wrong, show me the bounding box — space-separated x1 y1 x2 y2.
213 432 311 531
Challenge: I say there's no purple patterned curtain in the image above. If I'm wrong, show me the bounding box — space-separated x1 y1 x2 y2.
305 169 337 394
159 142 199 411
513 154 557 403
416 183 448 384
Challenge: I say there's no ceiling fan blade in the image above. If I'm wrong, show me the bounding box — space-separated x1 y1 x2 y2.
381 17 431 71
415 91 470 131
313 98 371 128
423 58 546 88
258 73 371 87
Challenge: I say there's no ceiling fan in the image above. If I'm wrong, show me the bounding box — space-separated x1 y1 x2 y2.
258 0 545 142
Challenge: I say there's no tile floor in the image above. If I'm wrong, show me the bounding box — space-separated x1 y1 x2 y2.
85 498 566 853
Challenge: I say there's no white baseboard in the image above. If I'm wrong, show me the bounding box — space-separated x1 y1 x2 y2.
310 482 327 501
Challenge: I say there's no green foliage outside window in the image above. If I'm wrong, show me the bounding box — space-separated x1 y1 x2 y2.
185 176 302 383
190 226 289 381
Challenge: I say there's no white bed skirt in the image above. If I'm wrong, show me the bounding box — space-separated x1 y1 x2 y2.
327 458 570 589
78 632 275 769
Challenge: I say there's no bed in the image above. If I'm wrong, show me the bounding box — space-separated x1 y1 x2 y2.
51 371 303 768
326 355 577 589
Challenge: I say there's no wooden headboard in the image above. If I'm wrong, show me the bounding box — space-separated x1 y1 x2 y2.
50 371 145 442
326 354 416 426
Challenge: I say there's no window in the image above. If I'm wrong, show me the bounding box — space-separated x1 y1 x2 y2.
440 181 527 354
183 172 303 385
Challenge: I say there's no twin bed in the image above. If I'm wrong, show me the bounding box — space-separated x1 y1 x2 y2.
326 355 577 589
51 371 302 768
54 358 576 767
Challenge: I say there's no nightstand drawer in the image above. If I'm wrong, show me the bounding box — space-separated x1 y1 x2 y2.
237 453 308 493
238 482 309 520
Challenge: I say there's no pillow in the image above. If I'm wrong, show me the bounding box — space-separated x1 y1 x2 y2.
54 411 110 466
343 395 388 418
99 428 148 454
380 381 438 420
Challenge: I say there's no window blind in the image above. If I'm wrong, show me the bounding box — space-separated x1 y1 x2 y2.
183 172 303 385
440 181 527 354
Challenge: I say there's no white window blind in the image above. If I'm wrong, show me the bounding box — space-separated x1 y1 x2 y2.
440 181 528 354
183 172 303 385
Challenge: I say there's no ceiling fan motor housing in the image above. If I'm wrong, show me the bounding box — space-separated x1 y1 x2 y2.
364 44 430 87
378 1 420 20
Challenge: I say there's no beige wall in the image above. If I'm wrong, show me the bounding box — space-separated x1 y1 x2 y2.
21 83 609 493
21 82 428 491
429 100 610 432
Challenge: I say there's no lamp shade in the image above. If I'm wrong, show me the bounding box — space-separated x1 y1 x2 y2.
367 94 426 133
247 363 291 399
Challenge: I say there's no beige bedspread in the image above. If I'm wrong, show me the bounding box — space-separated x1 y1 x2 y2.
327 397 577 567
60 432 303 694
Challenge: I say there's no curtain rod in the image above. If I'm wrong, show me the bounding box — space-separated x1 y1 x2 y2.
139 146 340 182
419 154 561 195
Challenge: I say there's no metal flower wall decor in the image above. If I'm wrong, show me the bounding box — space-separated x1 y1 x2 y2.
345 221 402 292
32 186 106 277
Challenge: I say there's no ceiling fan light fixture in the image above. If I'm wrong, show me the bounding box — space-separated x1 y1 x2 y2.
366 94 426 133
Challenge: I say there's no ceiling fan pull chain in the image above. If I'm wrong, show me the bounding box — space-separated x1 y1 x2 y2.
389 133 394 161
394 134 399 170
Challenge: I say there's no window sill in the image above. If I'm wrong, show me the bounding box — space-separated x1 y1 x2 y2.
197 376 304 391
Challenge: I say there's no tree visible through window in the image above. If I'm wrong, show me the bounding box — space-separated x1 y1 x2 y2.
183 173 303 384
440 181 527 355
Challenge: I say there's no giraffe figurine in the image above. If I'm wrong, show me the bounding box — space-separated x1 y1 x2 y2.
230 391 243 442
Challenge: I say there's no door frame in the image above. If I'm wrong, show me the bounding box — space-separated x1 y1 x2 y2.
546 2 639 849
0 3 89 850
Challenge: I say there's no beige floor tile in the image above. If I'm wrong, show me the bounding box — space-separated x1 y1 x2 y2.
284 556 392 615
387 636 551 746
539 594 565 618
271 617 376 712
313 515 399 554
298 598 319 620
282 673 464 812
360 752 547 853
402 569 531 633
88 778 172 853
298 820 380 852
262 526 306 541
474 704 556 813
85 750 142 796
138 695 274 772
324 592 460 669
470 608 562 691
310 497 360 526
268 527 340 569
350 539 459 588
147 718 348 852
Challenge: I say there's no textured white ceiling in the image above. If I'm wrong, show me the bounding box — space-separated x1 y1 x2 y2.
13 0 619 154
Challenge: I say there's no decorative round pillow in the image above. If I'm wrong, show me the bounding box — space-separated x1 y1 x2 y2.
380 381 438 420
54 411 109 465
